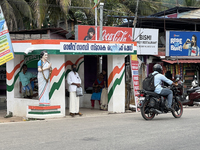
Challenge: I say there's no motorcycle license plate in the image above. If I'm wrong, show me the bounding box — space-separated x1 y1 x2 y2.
139 97 145 101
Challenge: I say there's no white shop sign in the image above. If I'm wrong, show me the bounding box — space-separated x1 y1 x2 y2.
133 28 158 55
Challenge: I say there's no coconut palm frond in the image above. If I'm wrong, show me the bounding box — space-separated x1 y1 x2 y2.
8 3 24 30
48 6 62 27
31 0 48 28
11 0 33 20
1 0 18 31
56 0 71 15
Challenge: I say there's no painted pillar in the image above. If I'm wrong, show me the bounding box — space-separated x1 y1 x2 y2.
49 55 65 116
6 55 24 115
107 55 125 113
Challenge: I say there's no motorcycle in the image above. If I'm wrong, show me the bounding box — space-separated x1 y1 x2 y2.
183 76 200 106
138 83 183 120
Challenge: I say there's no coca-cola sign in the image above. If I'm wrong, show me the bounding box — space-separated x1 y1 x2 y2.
76 25 158 55
76 25 132 42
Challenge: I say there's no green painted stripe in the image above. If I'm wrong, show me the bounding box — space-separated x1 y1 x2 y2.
7 71 20 92
108 70 125 103
76 60 84 72
49 72 65 99
65 60 84 78
14 50 137 55
7 66 23 92
28 111 61 114
65 69 71 79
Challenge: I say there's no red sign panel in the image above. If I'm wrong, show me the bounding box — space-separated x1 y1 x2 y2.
77 25 133 42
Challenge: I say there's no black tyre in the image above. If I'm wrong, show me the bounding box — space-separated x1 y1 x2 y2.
172 100 183 118
141 100 155 120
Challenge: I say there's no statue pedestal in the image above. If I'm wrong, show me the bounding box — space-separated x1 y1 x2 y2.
26 105 64 119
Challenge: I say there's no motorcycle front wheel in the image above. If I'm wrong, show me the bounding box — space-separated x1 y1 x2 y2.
141 100 155 120
172 100 183 118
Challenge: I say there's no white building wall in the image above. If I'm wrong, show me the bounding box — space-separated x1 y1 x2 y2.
108 55 125 113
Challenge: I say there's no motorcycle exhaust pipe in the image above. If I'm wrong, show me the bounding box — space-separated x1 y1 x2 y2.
150 108 162 114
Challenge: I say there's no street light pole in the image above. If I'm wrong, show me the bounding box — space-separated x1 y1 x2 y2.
132 0 139 40
99 3 104 41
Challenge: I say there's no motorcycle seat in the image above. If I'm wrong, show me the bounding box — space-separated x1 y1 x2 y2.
187 87 200 94
145 91 160 98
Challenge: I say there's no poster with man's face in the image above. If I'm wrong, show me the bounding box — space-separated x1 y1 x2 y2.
166 31 200 56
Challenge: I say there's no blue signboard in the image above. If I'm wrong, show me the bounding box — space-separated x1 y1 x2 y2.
167 31 200 56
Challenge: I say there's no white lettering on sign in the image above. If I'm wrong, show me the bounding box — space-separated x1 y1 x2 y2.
171 45 182 51
102 30 128 41
170 38 182 44
132 66 138 70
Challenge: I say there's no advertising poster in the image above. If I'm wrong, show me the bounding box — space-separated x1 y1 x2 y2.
0 6 14 66
75 25 158 55
76 25 133 42
166 31 200 56
130 55 139 110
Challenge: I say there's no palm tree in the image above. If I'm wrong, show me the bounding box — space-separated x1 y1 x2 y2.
0 0 32 31
30 0 71 29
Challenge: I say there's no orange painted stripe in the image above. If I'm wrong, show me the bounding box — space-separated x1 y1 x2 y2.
29 105 61 110
108 63 125 87
65 60 73 68
12 39 137 46
50 63 65 81
6 60 24 80
75 56 84 65
50 57 84 81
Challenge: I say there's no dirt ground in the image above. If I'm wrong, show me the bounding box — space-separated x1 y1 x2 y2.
0 109 24 123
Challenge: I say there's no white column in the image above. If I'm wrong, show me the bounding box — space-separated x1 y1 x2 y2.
6 55 23 115
107 55 125 113
49 55 65 117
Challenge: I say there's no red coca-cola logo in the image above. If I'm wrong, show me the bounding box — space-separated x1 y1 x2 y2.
102 30 131 42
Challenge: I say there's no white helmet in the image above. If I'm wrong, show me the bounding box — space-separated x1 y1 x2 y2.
192 80 198 88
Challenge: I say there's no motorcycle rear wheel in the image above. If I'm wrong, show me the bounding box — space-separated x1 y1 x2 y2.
141 100 155 120
172 100 183 118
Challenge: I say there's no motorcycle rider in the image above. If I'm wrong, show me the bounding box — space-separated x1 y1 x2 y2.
152 64 177 112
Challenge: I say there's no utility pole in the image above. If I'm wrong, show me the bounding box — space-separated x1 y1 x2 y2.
95 5 98 41
99 3 104 41
132 0 139 40
176 0 179 6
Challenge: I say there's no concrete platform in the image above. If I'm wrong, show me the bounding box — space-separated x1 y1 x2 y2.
0 107 109 123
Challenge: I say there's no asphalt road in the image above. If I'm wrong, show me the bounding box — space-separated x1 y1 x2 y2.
0 107 200 150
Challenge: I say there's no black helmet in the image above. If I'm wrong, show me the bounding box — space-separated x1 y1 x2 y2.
153 64 163 73
175 74 181 82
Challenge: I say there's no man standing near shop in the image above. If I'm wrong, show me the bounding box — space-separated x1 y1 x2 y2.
67 64 82 117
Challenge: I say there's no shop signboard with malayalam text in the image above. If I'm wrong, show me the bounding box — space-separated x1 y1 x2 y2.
75 25 158 55
60 40 136 54
166 31 200 56
0 6 14 66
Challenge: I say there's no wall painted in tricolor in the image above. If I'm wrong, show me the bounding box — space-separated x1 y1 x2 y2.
6 39 137 117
